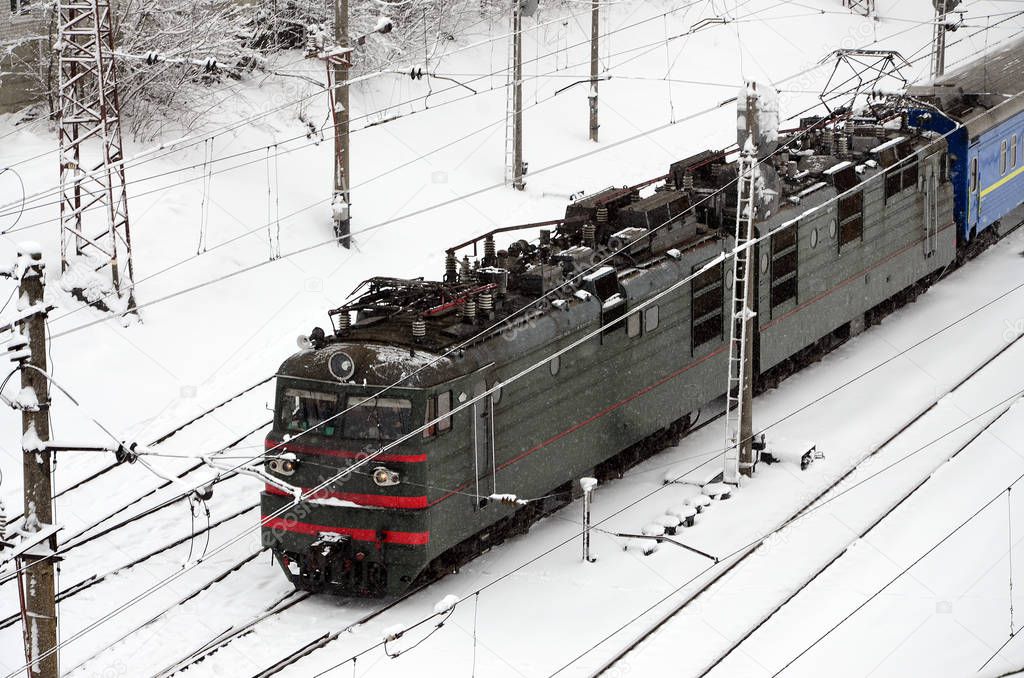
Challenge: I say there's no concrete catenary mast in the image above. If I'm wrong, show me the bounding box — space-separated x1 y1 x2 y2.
723 86 762 484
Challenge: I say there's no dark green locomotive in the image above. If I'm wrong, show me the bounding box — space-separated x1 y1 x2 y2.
260 95 984 597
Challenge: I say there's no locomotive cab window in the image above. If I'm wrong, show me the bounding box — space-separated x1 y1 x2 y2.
424 391 452 437
833 166 863 248
644 306 659 332
691 261 724 352
970 157 979 193
587 267 626 337
881 142 918 201
626 311 642 338
282 389 338 435
343 396 412 440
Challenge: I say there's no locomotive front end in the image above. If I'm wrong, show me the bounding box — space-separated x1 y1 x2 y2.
261 343 446 598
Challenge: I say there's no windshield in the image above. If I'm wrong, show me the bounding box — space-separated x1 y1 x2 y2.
342 396 413 440
283 389 338 435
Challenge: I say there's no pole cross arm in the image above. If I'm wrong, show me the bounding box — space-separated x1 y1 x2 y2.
0 303 56 334
0 523 63 571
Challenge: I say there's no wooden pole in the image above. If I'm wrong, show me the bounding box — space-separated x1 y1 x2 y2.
17 247 59 678
333 0 352 246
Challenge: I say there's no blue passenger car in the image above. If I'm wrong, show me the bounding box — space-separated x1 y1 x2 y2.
909 36 1024 243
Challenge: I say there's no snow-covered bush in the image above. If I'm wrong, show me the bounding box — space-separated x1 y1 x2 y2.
1 0 519 137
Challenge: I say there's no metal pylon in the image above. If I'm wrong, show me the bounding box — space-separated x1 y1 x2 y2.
502 6 516 186
723 141 757 484
57 0 136 312
841 0 874 16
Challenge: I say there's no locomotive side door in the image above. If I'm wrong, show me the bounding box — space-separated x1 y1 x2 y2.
968 148 981 235
923 156 938 257
472 380 494 509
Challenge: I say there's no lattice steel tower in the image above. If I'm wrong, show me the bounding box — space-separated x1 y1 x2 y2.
841 0 875 16
56 0 136 312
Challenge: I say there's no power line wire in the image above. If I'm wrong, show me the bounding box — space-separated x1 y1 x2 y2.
775 477 1024 677
7 26 1021 672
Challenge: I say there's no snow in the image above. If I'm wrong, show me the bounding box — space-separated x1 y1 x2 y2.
0 1 1022 676
579 477 597 493
737 81 780 147
16 241 41 257
870 135 908 154
670 504 698 519
489 493 528 506
58 257 113 305
20 422 44 453
796 181 828 198
601 293 624 310
433 594 460 615
641 523 665 538
685 493 712 510
382 623 406 642
823 160 854 175
582 266 614 282
0 302 51 330
573 290 592 302
11 387 38 411
702 482 732 499
657 514 680 528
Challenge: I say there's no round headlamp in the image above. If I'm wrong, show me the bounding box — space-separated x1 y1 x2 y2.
372 466 400 487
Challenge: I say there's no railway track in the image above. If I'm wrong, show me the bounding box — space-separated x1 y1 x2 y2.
0 380 276 672
36 226 1024 677
154 589 312 678
594 317 1024 676
693 390 1022 677
6 376 272 526
61 548 289 676
244 583 433 678
0 417 269 590
0 500 260 631
74 563 426 678
148 405 734 678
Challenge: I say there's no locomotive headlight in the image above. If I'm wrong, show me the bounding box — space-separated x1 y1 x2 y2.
372 467 400 487
267 454 298 477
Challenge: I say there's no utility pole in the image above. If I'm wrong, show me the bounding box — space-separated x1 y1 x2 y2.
511 1 525 190
308 14 390 247
588 0 599 142
931 0 948 79
723 86 760 484
333 0 352 246
14 246 58 678
931 0 963 79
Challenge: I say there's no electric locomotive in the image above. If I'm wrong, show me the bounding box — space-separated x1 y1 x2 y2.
261 39 1024 598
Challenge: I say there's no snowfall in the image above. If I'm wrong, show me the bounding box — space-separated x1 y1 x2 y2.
2 0 1024 676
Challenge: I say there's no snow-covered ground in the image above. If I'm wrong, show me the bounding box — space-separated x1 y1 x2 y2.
1 0 1024 675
